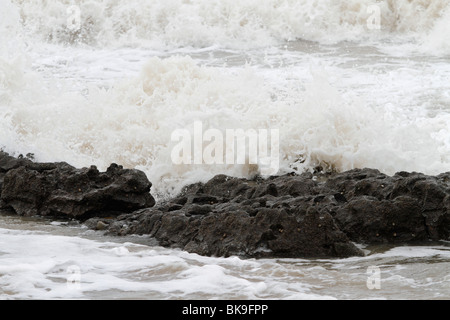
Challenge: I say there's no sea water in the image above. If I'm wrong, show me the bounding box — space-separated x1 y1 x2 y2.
1 0 450 299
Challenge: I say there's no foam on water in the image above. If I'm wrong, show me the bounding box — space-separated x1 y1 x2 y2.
1 221 449 300
0 225 329 299
419 8 450 56
1 51 449 198
2 1 449 198
1 0 450 300
4 0 450 51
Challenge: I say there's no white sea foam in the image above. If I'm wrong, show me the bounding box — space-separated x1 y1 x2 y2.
0 226 330 299
419 7 450 56
3 0 449 50
2 0 450 301
1 223 449 300
1 52 449 198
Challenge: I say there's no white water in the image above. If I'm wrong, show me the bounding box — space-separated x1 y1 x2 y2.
1 215 450 300
1 0 450 299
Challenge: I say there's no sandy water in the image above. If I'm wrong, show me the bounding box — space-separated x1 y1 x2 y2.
1 212 450 300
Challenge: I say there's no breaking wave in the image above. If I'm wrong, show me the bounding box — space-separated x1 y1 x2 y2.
4 0 450 50
1 54 449 198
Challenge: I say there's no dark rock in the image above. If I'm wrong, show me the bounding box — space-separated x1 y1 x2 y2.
97 167 450 258
0 151 33 172
0 173 4 194
334 196 427 243
100 205 363 258
202 174 253 199
0 152 155 218
272 175 316 197
3 150 450 259
186 204 213 216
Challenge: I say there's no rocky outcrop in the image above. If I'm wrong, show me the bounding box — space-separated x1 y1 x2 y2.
2 151 450 259
87 205 361 258
0 151 155 218
327 169 450 243
85 169 450 259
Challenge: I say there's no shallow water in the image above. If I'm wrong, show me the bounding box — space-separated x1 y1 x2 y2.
1 213 449 300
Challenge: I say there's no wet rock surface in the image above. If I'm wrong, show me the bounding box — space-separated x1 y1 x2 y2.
0 151 155 218
87 169 450 259
2 151 450 259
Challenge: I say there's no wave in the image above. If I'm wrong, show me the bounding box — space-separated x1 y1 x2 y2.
1 55 449 198
418 7 450 56
4 0 450 49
